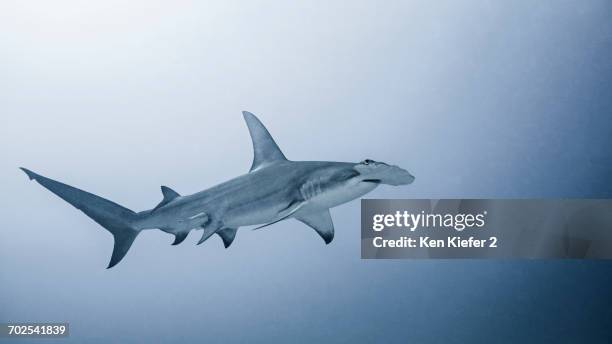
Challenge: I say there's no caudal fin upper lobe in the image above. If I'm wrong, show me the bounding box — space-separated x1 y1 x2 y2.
20 167 140 268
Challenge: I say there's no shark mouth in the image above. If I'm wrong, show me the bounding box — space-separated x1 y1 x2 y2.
362 179 381 183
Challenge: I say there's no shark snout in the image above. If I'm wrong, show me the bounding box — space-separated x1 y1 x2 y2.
403 171 415 184
395 166 415 185
356 163 415 186
383 165 415 186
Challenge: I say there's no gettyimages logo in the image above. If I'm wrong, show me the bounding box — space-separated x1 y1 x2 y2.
372 210 488 232
361 199 612 259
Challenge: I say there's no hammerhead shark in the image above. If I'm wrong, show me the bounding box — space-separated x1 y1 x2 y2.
20 111 414 268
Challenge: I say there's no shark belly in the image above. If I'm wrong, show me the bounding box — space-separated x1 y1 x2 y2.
211 169 300 228
220 194 295 228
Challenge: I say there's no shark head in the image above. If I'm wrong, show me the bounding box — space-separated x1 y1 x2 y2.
353 159 415 186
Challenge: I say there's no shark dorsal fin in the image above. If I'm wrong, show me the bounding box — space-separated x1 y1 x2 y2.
242 111 287 172
152 186 180 212
161 186 180 200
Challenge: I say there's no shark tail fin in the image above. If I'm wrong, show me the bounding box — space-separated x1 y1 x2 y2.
20 167 141 269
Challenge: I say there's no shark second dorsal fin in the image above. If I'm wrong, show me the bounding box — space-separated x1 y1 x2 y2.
161 186 180 200
242 111 287 172
152 186 180 212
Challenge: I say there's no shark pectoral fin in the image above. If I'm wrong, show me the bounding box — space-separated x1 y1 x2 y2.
197 226 218 245
172 231 189 245
217 228 238 248
295 210 335 244
152 186 180 212
242 111 287 172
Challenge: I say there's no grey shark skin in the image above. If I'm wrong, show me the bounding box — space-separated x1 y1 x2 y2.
20 111 414 268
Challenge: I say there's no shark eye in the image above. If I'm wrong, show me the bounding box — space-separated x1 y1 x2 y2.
362 159 375 165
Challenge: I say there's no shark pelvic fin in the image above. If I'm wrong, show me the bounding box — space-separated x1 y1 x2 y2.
197 225 219 245
295 210 335 244
172 231 189 245
152 186 180 212
242 111 287 172
217 228 238 248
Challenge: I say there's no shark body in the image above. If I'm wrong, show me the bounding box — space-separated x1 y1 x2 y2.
21 111 414 268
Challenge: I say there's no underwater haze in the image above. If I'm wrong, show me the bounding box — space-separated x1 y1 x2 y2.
1 1 612 343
